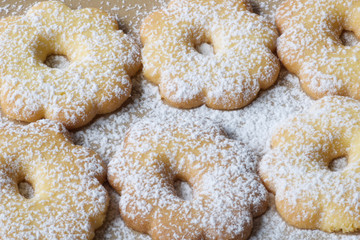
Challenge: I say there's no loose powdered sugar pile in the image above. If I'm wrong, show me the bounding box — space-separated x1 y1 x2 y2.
44 54 70 69
0 0 359 239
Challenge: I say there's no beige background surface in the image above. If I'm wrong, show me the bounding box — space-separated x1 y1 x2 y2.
0 0 358 239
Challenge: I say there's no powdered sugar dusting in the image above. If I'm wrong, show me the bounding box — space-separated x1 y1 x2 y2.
260 96 360 233
251 194 360 240
0 1 141 129
276 0 360 100
195 43 214 56
108 118 268 239
341 31 359 47
74 68 319 239
329 157 348 172
141 0 280 110
0 119 108 239
44 54 70 69
0 0 358 239
174 180 193 201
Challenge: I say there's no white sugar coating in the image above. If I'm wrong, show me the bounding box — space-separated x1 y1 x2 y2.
80 69 320 240
329 157 348 172
259 96 360 233
341 31 360 47
141 0 280 110
108 119 268 239
247 0 279 23
195 43 214 56
251 194 360 240
0 0 141 128
0 119 108 239
276 0 360 100
174 180 193 201
0 0 359 239
92 183 149 240
44 54 70 69
75 69 312 164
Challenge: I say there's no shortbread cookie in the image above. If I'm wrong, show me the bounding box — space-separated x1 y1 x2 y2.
108 119 268 240
259 96 360 232
141 0 280 110
0 120 108 239
0 1 141 129
277 0 360 99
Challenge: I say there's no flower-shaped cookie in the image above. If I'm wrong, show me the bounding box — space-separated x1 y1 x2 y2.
0 1 141 129
277 0 360 99
141 0 280 110
259 96 360 232
108 119 268 240
0 120 108 239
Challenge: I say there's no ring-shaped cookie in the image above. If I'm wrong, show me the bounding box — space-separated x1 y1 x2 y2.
259 96 360 232
108 119 268 240
0 120 108 239
277 0 360 99
141 0 280 110
0 1 141 129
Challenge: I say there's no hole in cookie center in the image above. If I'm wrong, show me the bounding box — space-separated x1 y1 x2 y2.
328 157 348 172
195 42 215 56
340 30 359 46
44 54 70 69
174 180 193 201
18 180 34 199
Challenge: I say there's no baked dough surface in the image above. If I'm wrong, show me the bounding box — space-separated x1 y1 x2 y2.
0 1 141 129
277 0 360 100
141 0 280 109
260 96 360 233
0 120 108 239
108 119 268 240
